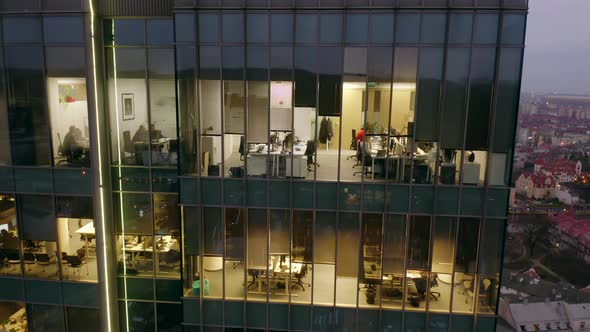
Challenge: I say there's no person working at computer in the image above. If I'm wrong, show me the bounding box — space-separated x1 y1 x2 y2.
150 123 164 140
132 124 149 143
356 128 365 142
62 125 85 163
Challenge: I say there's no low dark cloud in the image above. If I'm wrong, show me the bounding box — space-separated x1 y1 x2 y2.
521 0 590 95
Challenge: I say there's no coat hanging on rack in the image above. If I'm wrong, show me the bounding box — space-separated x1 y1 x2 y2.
318 117 334 144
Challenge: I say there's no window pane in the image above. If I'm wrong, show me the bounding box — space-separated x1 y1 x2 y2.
381 215 406 309
421 14 446 44
474 14 498 44
225 207 244 300
270 14 293 43
114 193 153 235
415 47 444 141
491 48 522 186
465 48 496 150
502 14 525 45
247 13 269 43
0 302 26 329
199 13 220 43
3 17 42 44
222 13 244 43
407 216 430 270
19 195 56 241
147 19 174 45
46 47 90 168
314 211 335 305
292 210 313 304
440 47 469 150
320 13 343 44
0 47 10 165
0 195 19 277
296 13 318 44
6 46 50 166
395 14 420 44
27 304 64 332
177 47 198 175
345 13 368 45
114 19 145 45
175 13 196 43
106 48 148 166
370 13 394 45
148 48 177 167
67 307 101 332
336 212 359 307
43 16 84 44
448 13 473 44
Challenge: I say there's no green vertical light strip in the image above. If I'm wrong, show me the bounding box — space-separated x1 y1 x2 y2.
88 0 112 331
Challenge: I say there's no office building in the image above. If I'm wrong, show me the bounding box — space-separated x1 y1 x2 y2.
0 0 527 331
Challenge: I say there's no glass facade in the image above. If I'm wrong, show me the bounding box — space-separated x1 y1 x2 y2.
0 1 526 331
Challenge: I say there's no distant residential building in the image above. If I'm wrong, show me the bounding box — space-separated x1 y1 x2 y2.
498 298 570 332
515 171 557 200
535 158 582 183
564 303 590 331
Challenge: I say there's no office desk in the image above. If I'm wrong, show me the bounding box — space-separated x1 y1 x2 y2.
247 148 306 177
272 260 302 295
370 154 431 181
247 261 274 294
75 222 95 258
123 236 173 273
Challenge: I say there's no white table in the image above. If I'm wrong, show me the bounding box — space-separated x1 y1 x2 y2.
123 236 173 273
75 222 95 259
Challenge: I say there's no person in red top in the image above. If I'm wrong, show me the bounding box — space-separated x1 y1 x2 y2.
356 128 365 142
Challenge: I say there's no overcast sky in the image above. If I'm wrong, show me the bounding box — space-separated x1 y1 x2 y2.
521 0 590 95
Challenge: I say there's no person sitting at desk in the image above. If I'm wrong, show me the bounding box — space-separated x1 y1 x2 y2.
132 124 149 143
150 123 164 140
62 125 85 163
356 128 365 143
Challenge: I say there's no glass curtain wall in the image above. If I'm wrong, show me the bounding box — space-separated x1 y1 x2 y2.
105 18 182 332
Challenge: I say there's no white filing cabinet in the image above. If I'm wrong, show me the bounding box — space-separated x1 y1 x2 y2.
286 156 307 178
247 155 267 176
462 162 481 185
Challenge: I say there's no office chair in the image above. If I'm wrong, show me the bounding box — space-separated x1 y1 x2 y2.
65 254 88 280
429 274 441 300
353 143 372 177
123 130 135 163
23 252 35 271
347 129 358 160
55 133 68 165
304 140 319 171
5 251 20 271
291 264 310 291
35 253 57 274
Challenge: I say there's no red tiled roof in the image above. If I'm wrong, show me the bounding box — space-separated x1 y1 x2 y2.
520 171 556 187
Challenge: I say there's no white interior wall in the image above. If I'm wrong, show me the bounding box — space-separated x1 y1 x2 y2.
199 80 222 135
107 78 149 157
149 79 177 138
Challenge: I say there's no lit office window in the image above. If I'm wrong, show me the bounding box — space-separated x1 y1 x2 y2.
46 47 91 168
452 218 480 313
56 195 97 282
0 302 27 331
18 194 59 280
0 194 19 277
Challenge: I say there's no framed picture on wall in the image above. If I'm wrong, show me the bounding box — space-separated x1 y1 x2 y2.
122 93 134 121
